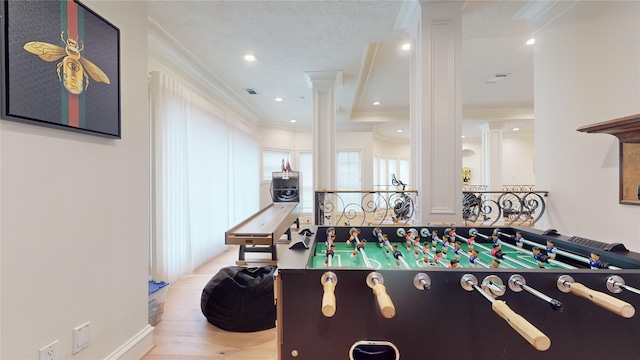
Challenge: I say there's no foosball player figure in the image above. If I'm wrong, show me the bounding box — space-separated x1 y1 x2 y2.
514 231 524 248
450 259 459 268
351 240 366 258
532 247 550 268
434 250 443 264
491 259 501 268
325 246 335 265
546 241 556 259
491 234 500 246
392 245 402 266
347 229 360 245
454 241 462 261
469 249 479 267
448 228 457 240
589 253 611 269
441 233 449 254
431 230 439 249
491 244 505 259
467 235 475 252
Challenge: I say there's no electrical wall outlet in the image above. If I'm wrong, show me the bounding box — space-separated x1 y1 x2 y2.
39 340 59 360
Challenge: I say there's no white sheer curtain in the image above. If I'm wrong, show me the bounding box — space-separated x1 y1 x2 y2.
150 71 259 283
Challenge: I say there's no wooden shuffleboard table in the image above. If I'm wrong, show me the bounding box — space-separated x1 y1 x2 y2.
225 202 300 265
276 225 640 360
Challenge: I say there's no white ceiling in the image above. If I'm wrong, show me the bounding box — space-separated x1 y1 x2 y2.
148 0 536 142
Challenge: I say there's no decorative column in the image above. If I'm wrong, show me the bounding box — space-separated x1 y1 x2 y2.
400 0 463 224
480 122 504 190
305 71 342 192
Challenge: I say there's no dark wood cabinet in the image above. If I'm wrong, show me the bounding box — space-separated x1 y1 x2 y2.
578 114 640 205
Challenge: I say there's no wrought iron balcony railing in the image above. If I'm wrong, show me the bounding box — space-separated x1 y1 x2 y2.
462 186 549 226
314 190 418 226
313 186 548 227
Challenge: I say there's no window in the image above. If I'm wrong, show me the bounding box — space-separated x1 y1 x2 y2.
337 151 361 209
299 151 313 212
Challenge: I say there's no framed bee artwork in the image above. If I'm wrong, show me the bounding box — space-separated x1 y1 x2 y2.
1 0 120 138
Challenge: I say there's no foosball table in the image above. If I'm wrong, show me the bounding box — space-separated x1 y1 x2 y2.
275 225 640 360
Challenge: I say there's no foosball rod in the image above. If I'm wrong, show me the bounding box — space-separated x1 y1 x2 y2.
493 229 621 270
376 228 411 269
460 274 551 351
321 272 337 317
325 227 336 267
487 230 577 269
508 274 564 312
468 229 535 269
423 228 490 268
366 272 396 319
557 275 635 318
606 275 640 296
349 228 372 269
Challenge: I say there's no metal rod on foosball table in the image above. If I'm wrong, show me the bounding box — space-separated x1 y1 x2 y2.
491 229 576 270
375 228 411 269
348 227 372 269
607 275 640 296
557 275 635 318
469 228 534 269
508 274 563 312
325 227 336 267
460 274 551 351
494 229 621 270
427 228 490 268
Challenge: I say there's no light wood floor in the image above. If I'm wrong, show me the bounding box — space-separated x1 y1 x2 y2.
142 245 288 360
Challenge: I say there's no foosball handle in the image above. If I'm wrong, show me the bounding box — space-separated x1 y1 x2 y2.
372 283 396 319
570 282 636 318
322 281 337 317
492 300 551 351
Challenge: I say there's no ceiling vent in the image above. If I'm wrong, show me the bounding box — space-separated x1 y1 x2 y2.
485 73 510 83
244 88 259 95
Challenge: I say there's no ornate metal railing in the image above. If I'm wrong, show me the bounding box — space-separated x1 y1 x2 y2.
462 189 549 226
314 190 419 226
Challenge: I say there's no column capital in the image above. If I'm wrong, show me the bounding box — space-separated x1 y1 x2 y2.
304 70 343 90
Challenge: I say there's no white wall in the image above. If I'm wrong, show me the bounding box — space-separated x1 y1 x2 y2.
1 2 151 359
462 135 534 186
535 1 640 251
503 136 534 185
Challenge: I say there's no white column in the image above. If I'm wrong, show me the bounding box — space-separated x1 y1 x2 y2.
305 71 343 191
480 122 504 190
401 1 463 225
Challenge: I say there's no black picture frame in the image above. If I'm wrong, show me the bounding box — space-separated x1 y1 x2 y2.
1 0 121 138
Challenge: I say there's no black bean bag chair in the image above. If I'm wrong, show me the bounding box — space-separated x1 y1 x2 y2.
201 265 276 332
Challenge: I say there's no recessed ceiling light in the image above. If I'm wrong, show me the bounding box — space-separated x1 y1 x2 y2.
290 119 296 123
401 43 411 51
372 101 381 106
275 97 283 102
461 135 466 139
513 127 520 131
243 54 257 62
526 38 535 45
396 129 403 133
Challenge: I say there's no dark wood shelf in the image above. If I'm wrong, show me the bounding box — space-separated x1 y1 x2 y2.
578 114 640 205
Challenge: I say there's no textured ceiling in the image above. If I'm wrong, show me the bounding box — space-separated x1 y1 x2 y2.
148 0 536 142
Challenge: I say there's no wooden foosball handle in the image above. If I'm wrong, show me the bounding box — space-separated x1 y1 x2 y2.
492 300 551 351
570 282 635 318
372 283 396 319
322 281 336 317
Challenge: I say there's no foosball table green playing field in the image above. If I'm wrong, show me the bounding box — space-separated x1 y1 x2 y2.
276 225 640 360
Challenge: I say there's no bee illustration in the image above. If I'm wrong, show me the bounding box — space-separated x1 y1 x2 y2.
23 31 110 95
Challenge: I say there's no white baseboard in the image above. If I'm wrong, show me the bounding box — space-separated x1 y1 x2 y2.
104 324 155 360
